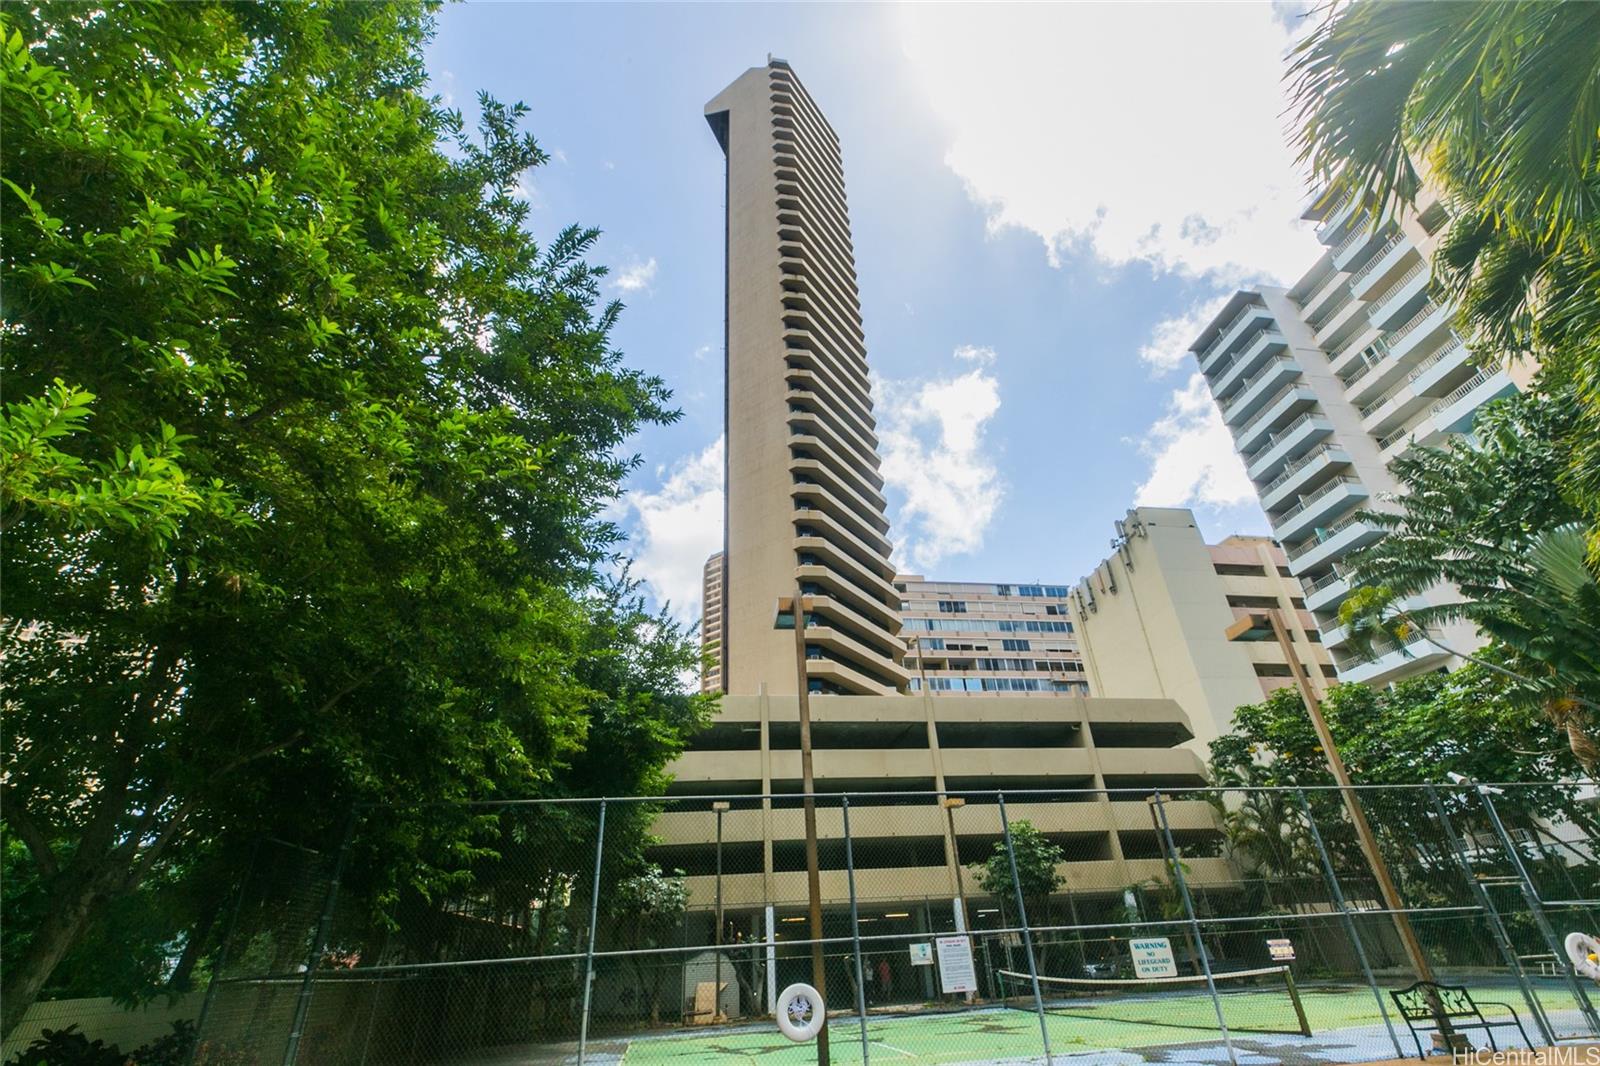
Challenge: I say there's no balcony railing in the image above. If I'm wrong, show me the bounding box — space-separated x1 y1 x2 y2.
1377 422 1423 451
1276 476 1363 526
1366 260 1426 311
1247 411 1322 461
1405 335 1466 383
1286 511 1371 561
1308 286 1354 332
1237 382 1306 442
1331 222 1378 262
1430 368 1496 413
1301 568 1346 596
1346 234 1405 290
1202 302 1264 366
1315 196 1354 239
1386 299 1443 348
1221 356 1292 413
1261 442 1342 497
1359 380 1409 420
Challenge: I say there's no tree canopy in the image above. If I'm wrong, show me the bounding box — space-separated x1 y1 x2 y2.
1 0 710 1032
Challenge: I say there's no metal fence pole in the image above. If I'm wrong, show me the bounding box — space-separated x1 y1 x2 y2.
842 797 870 1066
1295 788 1406 1059
1471 783 1600 1037
1150 793 1236 1066
283 810 358 1066
1426 784 1556 1045
997 792 1052 1064
578 799 607 1065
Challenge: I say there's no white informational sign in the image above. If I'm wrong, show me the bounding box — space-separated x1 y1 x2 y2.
935 935 978 993
1267 938 1295 962
908 942 934 966
1129 936 1177 979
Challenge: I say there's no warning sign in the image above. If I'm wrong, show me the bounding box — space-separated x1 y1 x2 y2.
1267 938 1295 962
935 935 977 993
1129 937 1177 979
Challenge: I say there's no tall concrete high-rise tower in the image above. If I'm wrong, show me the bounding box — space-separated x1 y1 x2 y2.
705 60 906 696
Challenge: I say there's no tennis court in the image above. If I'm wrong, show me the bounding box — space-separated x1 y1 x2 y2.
616 981 1586 1065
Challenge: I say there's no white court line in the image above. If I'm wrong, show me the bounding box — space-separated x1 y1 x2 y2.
871 1040 917 1058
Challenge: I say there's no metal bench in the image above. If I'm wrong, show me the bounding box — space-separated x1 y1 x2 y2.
1388 980 1532 1058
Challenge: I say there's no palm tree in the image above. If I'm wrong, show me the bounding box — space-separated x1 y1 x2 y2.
1288 1 1600 550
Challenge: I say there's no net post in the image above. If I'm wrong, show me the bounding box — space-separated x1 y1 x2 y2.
841 796 870 1066
1294 787 1406 1059
1280 965 1311 1037
998 792 1053 1064
283 808 358 1066
1149 792 1236 1066
1470 780 1600 1037
578 798 607 1065
1426 784 1558 1044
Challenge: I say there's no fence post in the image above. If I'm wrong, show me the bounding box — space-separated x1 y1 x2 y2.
842 797 870 1066
1469 783 1600 1036
1425 784 1557 1045
997 792 1053 1064
578 799 607 1065
283 810 358 1066
1295 788 1406 1059
1150 792 1236 1066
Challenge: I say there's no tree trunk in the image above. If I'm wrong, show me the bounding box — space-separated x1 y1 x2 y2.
1 865 119 1037
167 899 221 993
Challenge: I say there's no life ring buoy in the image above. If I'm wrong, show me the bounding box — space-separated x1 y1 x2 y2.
1566 932 1600 981
776 982 826 1042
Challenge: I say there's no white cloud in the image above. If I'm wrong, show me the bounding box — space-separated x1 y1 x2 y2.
625 436 723 624
877 350 1004 571
1134 372 1256 510
1139 294 1233 376
611 256 658 294
897 5 1321 282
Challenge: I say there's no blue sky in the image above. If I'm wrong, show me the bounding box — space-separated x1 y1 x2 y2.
425 3 1325 624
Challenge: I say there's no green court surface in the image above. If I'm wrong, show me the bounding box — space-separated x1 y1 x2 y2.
618 983 1584 1065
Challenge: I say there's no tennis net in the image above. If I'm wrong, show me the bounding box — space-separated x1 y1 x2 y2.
994 965 1312 1036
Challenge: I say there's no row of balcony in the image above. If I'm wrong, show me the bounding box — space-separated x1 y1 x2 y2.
1270 475 1368 544
1259 443 1350 510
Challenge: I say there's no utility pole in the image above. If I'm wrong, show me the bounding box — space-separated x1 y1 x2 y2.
787 584 830 1065
1227 608 1454 1045
713 799 730 1023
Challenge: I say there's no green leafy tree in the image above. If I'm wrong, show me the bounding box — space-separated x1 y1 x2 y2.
609 867 690 1024
1333 388 1600 768
974 820 1065 927
0 1 709 1032
1287 1 1600 552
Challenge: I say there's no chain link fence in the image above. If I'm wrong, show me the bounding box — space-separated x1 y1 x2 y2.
190 782 1600 1065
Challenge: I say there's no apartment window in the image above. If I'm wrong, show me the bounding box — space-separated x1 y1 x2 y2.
1214 563 1267 577
1045 586 1070 598
938 601 968 613
1278 566 1293 577
995 584 1012 596
1018 585 1044 597
1291 597 1307 609
1001 638 1031 652
1227 594 1282 609
1254 663 1294 677
1419 202 1450 235
1322 664 1339 678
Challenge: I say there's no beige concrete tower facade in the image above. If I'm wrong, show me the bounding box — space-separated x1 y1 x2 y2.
705 60 906 696
1069 507 1335 753
701 552 725 694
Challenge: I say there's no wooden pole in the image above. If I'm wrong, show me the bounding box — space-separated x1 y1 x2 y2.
790 584 830 1065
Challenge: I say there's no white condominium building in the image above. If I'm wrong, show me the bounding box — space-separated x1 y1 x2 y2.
1190 187 1534 685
